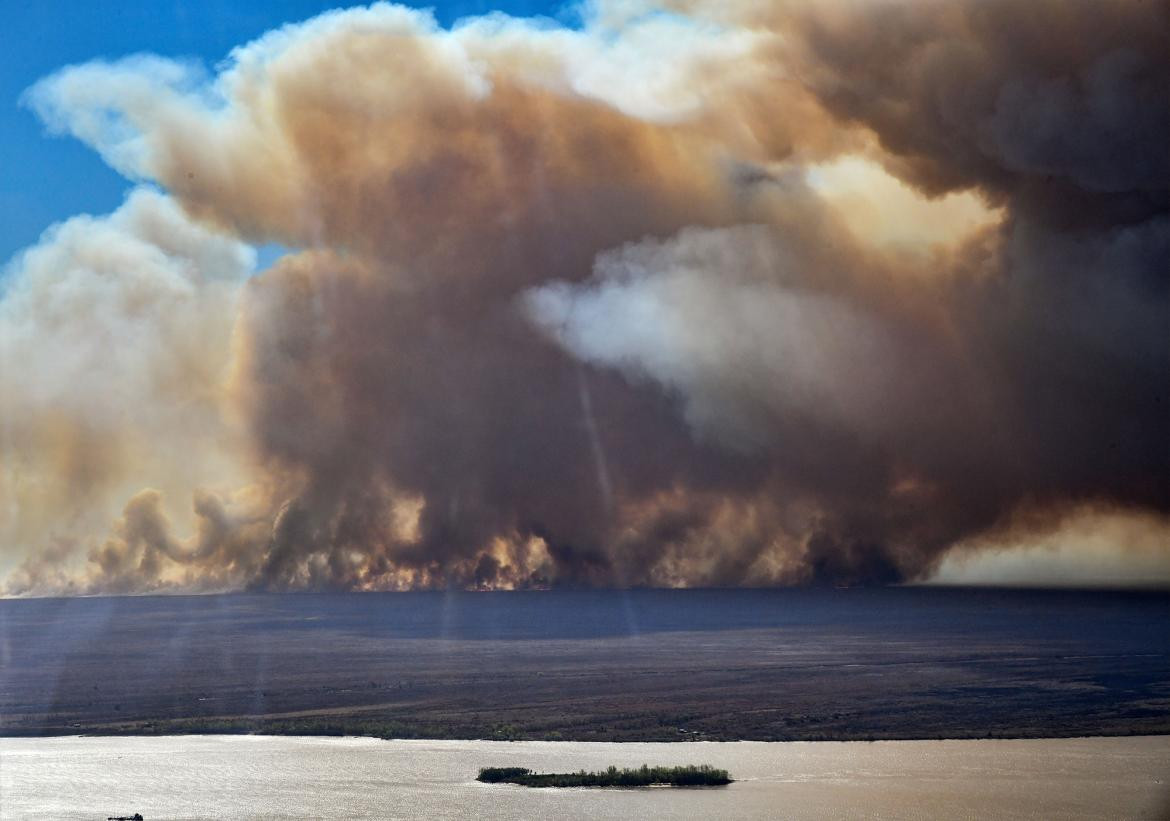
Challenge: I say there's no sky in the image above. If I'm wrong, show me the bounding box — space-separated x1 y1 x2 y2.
0 0 564 264
1 0 1167 595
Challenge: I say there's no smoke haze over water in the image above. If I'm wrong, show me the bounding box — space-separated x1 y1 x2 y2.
1 0 1167 594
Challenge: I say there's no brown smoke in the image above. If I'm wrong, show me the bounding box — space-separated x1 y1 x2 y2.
3 0 1167 594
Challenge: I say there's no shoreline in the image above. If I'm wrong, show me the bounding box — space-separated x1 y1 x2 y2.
5 725 1168 743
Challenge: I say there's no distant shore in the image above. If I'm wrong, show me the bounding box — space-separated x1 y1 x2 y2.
5 589 1167 743
5 718 1167 743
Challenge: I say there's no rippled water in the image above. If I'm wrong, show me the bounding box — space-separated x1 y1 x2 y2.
1 735 1167 820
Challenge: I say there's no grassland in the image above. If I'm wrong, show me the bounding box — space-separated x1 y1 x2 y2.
2 589 1167 742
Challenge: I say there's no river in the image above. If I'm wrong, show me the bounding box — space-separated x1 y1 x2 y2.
1 735 1167 819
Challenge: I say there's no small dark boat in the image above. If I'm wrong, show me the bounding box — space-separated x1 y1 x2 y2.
107 815 144 821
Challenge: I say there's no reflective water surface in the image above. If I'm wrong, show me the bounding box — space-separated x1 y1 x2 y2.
1 735 1167 820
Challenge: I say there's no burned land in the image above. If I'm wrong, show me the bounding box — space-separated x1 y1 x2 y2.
1 589 1167 742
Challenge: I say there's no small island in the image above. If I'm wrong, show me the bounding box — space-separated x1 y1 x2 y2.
477 764 732 788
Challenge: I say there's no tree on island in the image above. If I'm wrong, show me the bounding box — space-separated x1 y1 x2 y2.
477 764 732 787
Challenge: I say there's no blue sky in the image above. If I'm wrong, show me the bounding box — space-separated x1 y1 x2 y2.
0 1 567 264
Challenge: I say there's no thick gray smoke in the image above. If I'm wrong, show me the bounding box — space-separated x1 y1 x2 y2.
2 0 1167 593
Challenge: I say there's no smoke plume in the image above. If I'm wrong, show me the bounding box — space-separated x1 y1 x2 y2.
2 0 1167 593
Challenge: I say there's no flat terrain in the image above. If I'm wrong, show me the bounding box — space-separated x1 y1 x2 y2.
1 588 1167 741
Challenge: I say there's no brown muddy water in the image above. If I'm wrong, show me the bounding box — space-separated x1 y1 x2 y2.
1 735 1167 819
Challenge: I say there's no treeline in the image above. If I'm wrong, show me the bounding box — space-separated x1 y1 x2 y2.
477 764 732 787
110 716 565 741
137 717 494 740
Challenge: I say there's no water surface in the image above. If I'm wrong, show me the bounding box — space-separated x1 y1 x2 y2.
2 735 1167 820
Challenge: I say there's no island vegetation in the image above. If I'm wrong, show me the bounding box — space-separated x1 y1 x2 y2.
477 764 732 787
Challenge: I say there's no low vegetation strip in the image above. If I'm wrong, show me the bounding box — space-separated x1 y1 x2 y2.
477 764 732 787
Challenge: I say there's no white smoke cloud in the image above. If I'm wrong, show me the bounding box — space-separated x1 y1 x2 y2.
0 188 255 590
525 224 908 449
